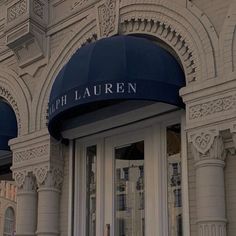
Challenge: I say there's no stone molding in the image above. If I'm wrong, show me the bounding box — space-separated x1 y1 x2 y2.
96 0 119 38
188 129 226 162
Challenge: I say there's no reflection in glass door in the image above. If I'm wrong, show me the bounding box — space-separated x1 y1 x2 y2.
115 141 145 236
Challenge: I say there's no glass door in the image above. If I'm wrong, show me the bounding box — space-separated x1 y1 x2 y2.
75 117 184 236
104 129 154 236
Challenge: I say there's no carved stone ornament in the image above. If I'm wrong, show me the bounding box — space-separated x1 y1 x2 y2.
189 130 218 155
33 165 49 185
4 0 49 76
13 170 27 188
14 144 50 164
189 129 226 162
34 166 63 189
189 94 236 120
96 0 119 38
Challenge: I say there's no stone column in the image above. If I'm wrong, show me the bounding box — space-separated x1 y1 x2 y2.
34 166 63 236
189 130 227 236
14 172 37 236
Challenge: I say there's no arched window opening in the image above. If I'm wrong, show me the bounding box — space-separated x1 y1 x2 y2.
4 207 15 236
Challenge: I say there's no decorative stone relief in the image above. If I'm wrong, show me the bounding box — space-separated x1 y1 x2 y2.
96 0 119 38
189 94 236 120
13 144 49 164
189 130 218 155
13 170 27 188
4 0 49 76
34 166 63 189
188 129 226 161
119 17 197 83
33 165 49 185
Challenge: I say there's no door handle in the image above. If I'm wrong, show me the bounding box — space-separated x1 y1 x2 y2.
105 224 110 236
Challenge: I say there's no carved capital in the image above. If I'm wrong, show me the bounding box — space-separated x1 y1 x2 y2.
13 170 27 188
96 0 119 38
34 165 63 190
13 171 36 192
188 129 226 162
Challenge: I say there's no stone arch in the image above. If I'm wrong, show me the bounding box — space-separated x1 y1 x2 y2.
0 66 31 136
34 1 217 131
220 1 236 74
119 2 217 83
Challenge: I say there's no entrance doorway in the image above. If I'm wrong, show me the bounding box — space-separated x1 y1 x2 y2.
73 110 184 236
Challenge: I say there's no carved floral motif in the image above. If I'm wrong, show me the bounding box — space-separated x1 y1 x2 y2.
14 144 49 164
97 0 117 37
7 0 27 23
189 95 236 120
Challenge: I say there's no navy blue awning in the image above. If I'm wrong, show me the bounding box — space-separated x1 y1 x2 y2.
0 100 17 152
48 35 185 139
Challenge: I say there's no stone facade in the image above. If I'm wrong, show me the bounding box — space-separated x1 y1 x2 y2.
0 0 236 235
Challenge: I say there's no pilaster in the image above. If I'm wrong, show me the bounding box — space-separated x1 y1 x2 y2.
188 129 227 236
9 129 64 236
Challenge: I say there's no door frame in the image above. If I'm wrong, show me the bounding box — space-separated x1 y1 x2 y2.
68 108 190 236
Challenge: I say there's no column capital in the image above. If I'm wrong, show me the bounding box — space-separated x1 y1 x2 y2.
33 165 63 190
188 128 226 163
13 171 36 191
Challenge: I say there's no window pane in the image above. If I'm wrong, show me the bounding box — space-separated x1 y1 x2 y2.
167 124 183 236
115 141 145 236
86 145 97 236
